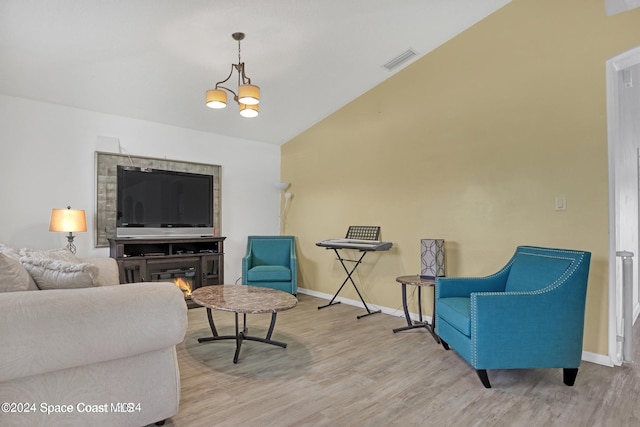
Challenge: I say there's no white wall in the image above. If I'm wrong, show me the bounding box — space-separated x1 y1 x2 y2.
0 94 281 283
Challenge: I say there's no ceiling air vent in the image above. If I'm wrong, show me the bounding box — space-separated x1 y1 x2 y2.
383 49 417 71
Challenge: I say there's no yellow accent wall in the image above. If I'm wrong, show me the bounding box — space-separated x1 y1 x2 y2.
281 0 640 355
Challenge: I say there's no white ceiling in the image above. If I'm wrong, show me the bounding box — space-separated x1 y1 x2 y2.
0 0 510 145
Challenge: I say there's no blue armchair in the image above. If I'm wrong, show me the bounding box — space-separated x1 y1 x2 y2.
435 246 591 388
242 236 297 295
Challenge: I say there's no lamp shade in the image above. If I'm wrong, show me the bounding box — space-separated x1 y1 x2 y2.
238 84 260 105
239 103 259 118
205 89 227 109
421 239 445 279
49 208 87 233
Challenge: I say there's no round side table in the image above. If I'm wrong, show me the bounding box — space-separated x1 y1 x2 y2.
393 275 440 343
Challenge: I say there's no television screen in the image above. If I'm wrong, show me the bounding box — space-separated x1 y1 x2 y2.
116 166 214 237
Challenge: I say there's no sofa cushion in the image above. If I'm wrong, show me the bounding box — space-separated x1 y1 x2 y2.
437 297 471 336
0 253 34 292
21 258 99 290
247 265 291 282
0 243 20 260
19 247 80 263
504 252 572 292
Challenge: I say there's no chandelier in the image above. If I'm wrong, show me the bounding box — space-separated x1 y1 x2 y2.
205 32 260 118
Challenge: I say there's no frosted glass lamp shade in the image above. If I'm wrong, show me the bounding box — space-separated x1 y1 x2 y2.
238 84 260 105
239 103 259 118
206 89 227 109
49 208 87 232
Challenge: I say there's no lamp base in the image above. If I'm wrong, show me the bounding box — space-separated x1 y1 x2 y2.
66 232 77 254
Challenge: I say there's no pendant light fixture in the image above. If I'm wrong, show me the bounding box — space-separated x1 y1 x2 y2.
205 32 260 118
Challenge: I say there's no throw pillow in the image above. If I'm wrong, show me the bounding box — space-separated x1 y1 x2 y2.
21 258 99 290
19 247 80 263
0 253 33 292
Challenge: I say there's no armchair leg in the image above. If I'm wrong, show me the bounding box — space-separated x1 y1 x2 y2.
477 370 491 388
440 339 450 350
563 368 579 386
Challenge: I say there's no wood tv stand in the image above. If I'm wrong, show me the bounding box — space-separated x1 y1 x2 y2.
108 237 225 289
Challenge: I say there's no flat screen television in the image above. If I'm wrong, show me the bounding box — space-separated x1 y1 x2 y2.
116 166 214 238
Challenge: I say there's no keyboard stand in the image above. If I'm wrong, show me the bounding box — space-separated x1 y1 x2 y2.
318 248 381 319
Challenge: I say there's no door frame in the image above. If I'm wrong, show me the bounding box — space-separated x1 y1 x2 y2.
606 45 640 366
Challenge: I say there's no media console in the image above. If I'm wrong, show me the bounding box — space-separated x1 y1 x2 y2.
108 237 225 292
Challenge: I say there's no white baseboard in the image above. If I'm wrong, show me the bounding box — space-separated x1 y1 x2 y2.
582 351 615 367
298 287 612 367
297 287 428 321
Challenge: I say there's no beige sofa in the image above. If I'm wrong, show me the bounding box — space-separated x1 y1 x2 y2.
0 246 188 427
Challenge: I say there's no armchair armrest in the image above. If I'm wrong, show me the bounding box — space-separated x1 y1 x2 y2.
0 282 187 383
436 269 509 299
242 251 254 277
289 246 297 289
471 289 586 369
80 256 120 286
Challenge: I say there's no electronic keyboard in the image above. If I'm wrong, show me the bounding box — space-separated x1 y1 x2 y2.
316 239 393 251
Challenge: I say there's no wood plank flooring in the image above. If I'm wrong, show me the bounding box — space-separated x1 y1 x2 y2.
162 293 640 427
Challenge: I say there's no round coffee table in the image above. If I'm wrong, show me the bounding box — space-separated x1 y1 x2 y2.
191 285 298 363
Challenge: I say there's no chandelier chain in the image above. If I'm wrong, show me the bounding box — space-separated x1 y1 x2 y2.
237 38 242 87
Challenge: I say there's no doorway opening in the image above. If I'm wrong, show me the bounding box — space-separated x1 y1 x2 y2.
606 45 640 366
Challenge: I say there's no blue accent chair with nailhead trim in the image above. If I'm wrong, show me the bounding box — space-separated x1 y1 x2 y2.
242 236 297 295
435 246 591 388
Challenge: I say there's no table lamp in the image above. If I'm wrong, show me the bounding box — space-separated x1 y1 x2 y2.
49 206 87 254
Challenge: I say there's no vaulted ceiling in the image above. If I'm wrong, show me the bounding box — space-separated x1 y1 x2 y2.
0 0 511 145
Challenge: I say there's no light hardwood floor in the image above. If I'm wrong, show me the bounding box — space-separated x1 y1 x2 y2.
163 293 640 427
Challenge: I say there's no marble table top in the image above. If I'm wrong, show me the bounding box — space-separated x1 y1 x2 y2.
395 275 436 287
190 285 298 314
